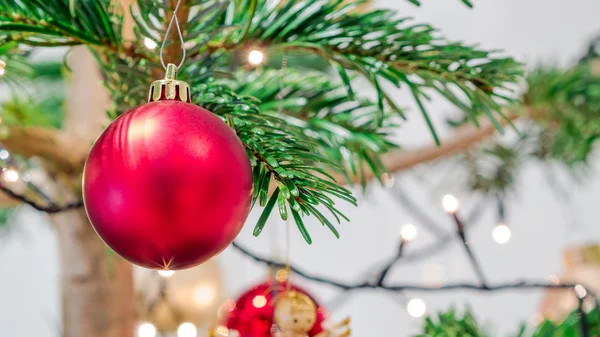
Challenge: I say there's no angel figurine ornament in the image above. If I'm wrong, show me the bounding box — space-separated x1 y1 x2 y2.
273 291 350 337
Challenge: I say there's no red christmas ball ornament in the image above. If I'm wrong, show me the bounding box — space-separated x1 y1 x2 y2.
224 279 327 337
83 64 253 270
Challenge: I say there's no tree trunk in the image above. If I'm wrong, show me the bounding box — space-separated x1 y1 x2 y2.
50 46 136 337
51 209 135 337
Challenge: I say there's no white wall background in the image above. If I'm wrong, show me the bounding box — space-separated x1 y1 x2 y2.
1 0 600 336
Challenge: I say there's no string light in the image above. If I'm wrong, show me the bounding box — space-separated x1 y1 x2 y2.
177 323 198 337
137 323 157 337
252 295 267 308
381 173 395 188
531 313 544 326
406 298 426 318
194 285 216 306
276 268 289 282
215 325 229 336
3 168 19 182
157 270 175 277
144 37 158 50
222 299 236 312
248 49 265 65
547 274 560 285
442 194 459 213
400 223 417 242
575 284 588 298
21 172 32 182
492 223 511 244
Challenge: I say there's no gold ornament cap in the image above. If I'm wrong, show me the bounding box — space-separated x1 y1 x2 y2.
148 63 191 103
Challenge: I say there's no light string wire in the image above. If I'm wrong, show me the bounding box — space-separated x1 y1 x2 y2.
230 190 598 335
159 0 187 71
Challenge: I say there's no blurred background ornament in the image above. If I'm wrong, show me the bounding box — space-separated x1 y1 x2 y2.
134 259 225 333
539 244 600 321
223 276 327 337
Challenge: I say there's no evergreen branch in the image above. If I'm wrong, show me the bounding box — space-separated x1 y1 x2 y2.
0 0 121 46
222 69 399 184
193 82 357 242
525 60 600 165
222 0 523 143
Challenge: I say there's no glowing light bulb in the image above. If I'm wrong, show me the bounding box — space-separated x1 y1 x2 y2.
381 173 395 188
248 49 265 65
0 150 9 160
407 298 426 318
138 323 157 337
222 299 236 312
400 224 417 242
177 323 197 337
3 168 19 182
144 38 158 50
492 223 511 244
21 172 32 182
194 285 216 306
215 325 230 336
276 268 289 282
158 270 175 277
252 295 267 308
547 274 560 285
575 284 588 298
442 194 459 213
531 313 543 326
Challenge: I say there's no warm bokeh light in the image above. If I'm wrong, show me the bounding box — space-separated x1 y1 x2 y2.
215 325 230 336
222 298 236 312
252 295 267 308
0 61 5 77
400 224 417 242
137 323 157 337
492 223 511 244
3 168 19 182
407 298 426 318
275 268 289 283
547 274 560 285
248 49 265 65
531 313 544 326
0 149 9 160
381 173 395 188
158 270 175 278
144 38 158 50
442 194 459 213
575 284 588 298
194 285 216 306
177 322 197 337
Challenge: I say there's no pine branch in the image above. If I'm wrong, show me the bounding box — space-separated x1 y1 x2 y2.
0 0 121 46
194 82 356 243
222 69 399 184
221 0 523 143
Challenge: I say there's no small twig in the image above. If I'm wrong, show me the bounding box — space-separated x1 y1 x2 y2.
376 240 406 286
0 185 83 213
451 212 489 288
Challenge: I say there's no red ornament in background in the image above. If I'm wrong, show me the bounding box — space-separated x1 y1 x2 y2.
83 64 253 270
225 279 327 337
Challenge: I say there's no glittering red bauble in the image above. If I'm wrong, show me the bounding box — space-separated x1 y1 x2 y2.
83 100 253 270
225 280 327 337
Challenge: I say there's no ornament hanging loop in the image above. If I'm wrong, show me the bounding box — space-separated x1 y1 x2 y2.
159 0 187 71
148 63 192 103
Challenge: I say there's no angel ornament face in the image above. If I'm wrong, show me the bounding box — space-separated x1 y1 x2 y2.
273 291 350 337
